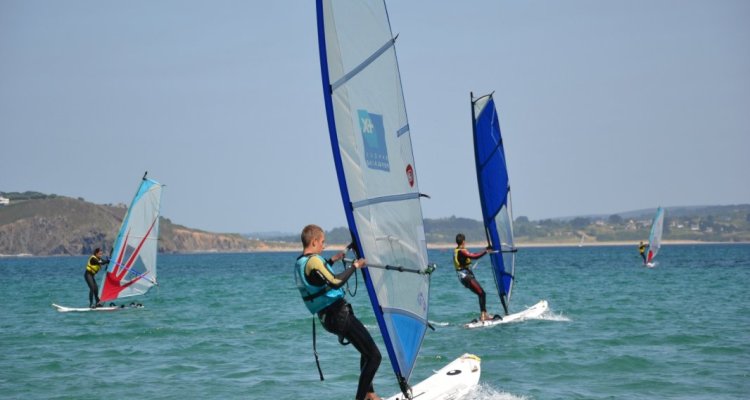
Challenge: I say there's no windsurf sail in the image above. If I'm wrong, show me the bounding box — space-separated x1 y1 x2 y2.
100 172 163 302
646 207 665 263
317 0 431 396
471 92 515 315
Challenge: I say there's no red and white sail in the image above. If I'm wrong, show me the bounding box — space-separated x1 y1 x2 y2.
100 174 163 302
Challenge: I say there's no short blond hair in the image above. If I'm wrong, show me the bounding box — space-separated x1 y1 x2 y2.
301 224 324 248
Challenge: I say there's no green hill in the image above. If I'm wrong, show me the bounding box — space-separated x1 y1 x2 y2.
262 205 750 246
3 191 747 256
0 194 286 256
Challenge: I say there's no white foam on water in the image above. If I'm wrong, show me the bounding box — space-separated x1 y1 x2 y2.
538 309 571 322
467 383 529 400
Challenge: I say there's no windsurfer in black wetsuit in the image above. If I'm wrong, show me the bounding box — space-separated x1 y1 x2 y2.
454 233 496 321
84 248 109 308
639 241 649 264
294 224 382 400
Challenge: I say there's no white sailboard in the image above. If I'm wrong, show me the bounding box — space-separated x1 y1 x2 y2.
53 172 163 312
52 303 119 313
464 300 549 329
469 92 546 328
317 1 479 398
645 207 665 268
384 354 481 400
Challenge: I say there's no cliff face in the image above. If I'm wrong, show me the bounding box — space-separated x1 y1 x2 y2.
161 227 272 253
0 196 282 256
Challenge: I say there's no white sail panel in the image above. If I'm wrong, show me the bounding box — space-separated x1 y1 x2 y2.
100 176 162 302
319 0 429 386
495 192 516 302
647 207 665 263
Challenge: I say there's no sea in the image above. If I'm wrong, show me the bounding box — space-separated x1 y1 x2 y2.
1 244 748 399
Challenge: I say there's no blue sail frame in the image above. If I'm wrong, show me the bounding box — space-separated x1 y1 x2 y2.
315 0 426 387
471 93 515 311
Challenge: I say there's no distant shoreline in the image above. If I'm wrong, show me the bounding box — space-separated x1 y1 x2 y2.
1 240 746 258
196 239 747 253
429 239 717 249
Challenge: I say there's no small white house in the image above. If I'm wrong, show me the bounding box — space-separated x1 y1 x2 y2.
0 196 9 206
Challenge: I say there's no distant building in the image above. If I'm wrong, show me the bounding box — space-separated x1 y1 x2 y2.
0 196 9 206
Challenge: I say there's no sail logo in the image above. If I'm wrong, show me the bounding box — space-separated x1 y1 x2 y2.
358 109 390 172
406 164 414 187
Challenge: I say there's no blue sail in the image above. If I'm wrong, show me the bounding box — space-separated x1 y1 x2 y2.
317 0 431 393
471 93 516 313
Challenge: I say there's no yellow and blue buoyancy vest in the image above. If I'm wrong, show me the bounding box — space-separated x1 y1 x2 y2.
86 255 102 274
453 247 473 271
295 254 345 314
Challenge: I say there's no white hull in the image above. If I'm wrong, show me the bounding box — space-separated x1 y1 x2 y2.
52 303 119 312
464 300 548 329
385 353 481 400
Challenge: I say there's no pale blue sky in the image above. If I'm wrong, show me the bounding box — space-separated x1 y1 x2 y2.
2 0 748 234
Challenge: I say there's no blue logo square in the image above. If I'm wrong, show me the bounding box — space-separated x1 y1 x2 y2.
358 109 390 172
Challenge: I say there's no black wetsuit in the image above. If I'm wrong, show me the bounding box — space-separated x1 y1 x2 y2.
307 260 382 400
455 248 487 313
459 270 487 313
84 255 106 307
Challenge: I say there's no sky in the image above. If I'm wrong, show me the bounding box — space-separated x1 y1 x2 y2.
1 0 748 234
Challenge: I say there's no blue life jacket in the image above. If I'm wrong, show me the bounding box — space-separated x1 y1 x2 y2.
295 254 344 314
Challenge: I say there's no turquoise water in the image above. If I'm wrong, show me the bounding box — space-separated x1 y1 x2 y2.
1 244 749 399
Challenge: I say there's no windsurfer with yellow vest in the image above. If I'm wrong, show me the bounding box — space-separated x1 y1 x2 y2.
454 233 492 322
639 241 649 264
294 224 382 400
84 247 109 308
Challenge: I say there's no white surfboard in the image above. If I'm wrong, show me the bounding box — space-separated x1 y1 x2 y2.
385 353 481 400
52 303 144 312
645 262 658 268
464 300 549 329
52 303 120 312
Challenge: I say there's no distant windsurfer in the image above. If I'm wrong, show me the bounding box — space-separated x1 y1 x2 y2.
639 241 648 264
454 233 496 321
294 224 382 400
84 248 109 308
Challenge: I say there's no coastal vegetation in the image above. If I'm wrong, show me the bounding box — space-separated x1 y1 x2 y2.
0 193 287 256
1 191 747 256
269 204 750 245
